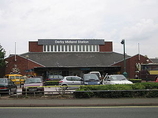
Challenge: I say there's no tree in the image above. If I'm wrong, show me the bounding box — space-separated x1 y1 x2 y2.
0 45 6 67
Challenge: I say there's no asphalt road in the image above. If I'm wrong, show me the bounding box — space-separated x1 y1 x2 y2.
0 106 158 118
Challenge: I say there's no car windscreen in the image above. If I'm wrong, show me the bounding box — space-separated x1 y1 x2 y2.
84 74 99 81
110 75 127 81
48 75 63 79
0 79 7 83
25 78 42 84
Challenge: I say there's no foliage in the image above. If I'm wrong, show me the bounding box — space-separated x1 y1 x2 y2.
44 81 59 86
74 82 158 98
0 45 6 67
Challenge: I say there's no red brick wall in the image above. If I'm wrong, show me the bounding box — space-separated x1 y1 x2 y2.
112 54 152 78
99 42 113 52
29 41 43 52
5 55 43 76
29 41 113 52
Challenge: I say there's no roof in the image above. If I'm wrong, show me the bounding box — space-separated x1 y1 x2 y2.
150 58 158 63
20 52 129 67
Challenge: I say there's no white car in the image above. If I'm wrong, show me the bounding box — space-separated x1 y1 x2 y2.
103 74 133 85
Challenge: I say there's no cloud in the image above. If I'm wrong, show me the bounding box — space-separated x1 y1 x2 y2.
121 19 158 41
0 0 158 58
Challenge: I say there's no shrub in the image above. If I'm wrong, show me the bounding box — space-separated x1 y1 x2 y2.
74 82 158 98
129 79 142 83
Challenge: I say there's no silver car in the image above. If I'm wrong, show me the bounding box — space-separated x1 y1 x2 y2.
59 76 82 89
22 77 44 94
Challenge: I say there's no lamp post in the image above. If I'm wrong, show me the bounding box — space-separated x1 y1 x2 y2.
121 39 127 77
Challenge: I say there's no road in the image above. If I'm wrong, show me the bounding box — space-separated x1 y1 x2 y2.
0 106 158 118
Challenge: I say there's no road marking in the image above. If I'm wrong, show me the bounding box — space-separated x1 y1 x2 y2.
0 106 158 109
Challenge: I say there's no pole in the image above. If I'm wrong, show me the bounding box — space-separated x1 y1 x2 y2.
123 40 126 72
121 39 127 77
15 42 17 61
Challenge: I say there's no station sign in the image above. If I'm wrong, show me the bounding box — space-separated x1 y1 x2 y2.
38 39 105 45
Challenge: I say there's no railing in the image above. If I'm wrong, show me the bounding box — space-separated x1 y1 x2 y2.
0 88 158 98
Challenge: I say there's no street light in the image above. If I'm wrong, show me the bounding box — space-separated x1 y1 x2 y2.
121 39 127 77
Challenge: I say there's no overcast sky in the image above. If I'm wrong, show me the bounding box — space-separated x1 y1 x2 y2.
0 0 158 58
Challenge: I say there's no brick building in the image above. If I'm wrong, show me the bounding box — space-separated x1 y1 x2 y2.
5 39 152 79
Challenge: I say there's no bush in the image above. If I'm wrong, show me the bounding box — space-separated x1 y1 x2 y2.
74 82 158 98
44 81 59 86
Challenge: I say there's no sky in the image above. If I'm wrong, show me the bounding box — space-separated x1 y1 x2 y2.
0 0 158 58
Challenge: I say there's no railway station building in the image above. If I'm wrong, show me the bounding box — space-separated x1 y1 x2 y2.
5 39 152 79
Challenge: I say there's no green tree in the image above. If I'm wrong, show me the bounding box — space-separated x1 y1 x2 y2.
0 45 6 67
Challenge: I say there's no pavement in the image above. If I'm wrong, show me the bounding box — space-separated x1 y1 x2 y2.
0 98 158 107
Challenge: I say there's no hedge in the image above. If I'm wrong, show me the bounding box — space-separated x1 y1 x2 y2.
73 82 158 98
44 81 59 86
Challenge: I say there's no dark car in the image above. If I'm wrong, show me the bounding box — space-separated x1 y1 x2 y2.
83 74 100 85
0 78 17 95
22 77 44 94
45 75 63 85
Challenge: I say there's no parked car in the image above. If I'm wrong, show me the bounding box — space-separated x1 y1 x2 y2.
89 71 101 79
59 76 83 89
0 78 17 95
22 77 44 94
103 74 133 85
45 75 63 85
5 74 25 85
83 74 100 85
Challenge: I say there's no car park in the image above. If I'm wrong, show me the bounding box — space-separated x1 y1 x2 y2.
22 77 44 94
83 74 100 85
45 75 63 85
0 78 17 95
103 74 133 85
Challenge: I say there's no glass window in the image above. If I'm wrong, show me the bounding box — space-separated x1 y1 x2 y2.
51 45 53 51
67 45 70 52
58 45 60 52
47 45 50 52
90 45 92 52
66 77 72 81
54 45 57 52
62 45 64 52
43 45 47 52
15 76 20 79
0 79 6 83
10 76 15 80
74 77 81 81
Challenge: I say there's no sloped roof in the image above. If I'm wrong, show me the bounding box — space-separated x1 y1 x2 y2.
20 52 129 67
150 58 158 63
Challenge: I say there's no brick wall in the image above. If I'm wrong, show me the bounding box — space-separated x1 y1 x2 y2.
5 55 43 76
113 54 152 78
29 41 43 52
99 42 113 52
29 41 113 52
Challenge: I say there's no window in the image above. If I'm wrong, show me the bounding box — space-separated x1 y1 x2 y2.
43 44 99 52
43 45 47 52
66 77 72 81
